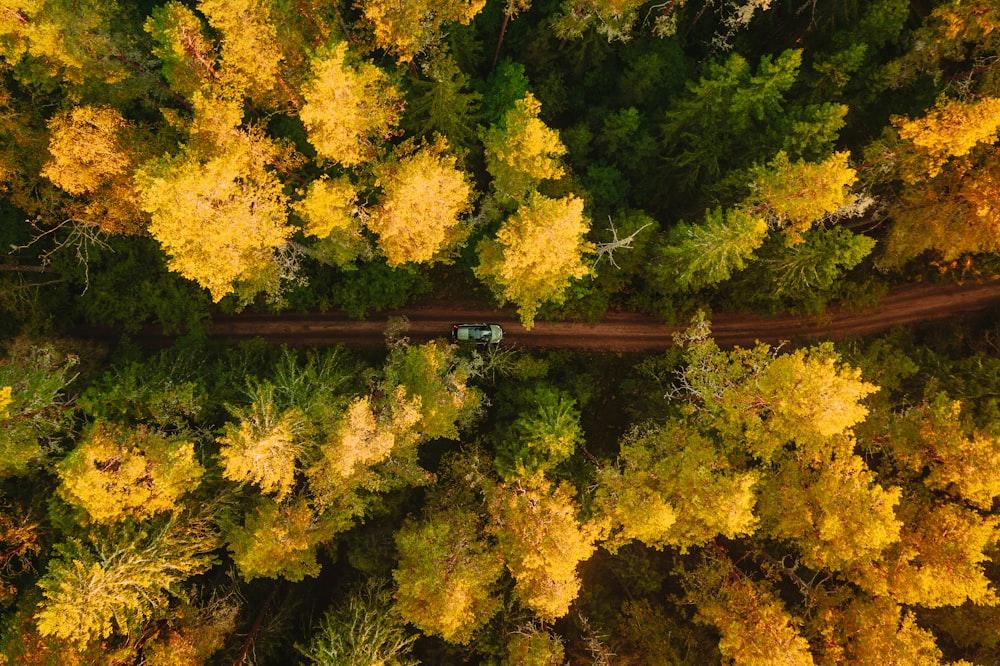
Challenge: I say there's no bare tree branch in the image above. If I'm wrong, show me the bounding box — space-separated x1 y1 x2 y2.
11 218 112 295
591 218 652 270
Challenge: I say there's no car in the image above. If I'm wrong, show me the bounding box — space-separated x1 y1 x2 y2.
451 323 504 345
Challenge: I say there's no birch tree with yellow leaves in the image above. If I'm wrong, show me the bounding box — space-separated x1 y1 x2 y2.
482 92 566 203
881 96 1000 266
299 42 403 167
393 504 504 644
293 175 368 268
476 193 592 329
35 511 220 647
41 105 146 234
58 422 204 524
198 0 284 101
369 139 474 266
136 134 293 303
682 556 815 666
487 470 602 621
217 390 307 503
358 0 485 64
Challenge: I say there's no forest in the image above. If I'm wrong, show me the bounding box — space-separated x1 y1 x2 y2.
3 0 1000 663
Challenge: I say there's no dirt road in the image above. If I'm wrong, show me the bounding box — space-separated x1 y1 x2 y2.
127 279 1000 353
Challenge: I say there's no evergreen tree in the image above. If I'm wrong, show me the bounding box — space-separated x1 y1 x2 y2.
35 512 220 647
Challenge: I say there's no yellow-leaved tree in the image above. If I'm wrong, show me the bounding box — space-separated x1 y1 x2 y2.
881 145 1000 267
293 175 368 268
750 150 857 244
217 392 307 503
295 175 359 240
683 557 815 666
596 420 758 552
198 0 283 101
358 0 485 64
846 499 1000 608
299 42 403 166
309 389 421 483
487 470 602 621
225 495 338 582
57 421 204 523
482 92 566 202
476 192 592 328
41 105 145 233
36 512 220 647
888 396 1000 511
136 135 293 302
42 105 129 197
393 504 504 644
756 445 902 571
369 139 474 265
809 593 949 664
894 95 1000 182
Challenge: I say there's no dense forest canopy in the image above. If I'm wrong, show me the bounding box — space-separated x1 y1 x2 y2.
4 0 1000 663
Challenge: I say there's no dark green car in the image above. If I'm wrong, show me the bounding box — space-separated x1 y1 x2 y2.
451 323 504 344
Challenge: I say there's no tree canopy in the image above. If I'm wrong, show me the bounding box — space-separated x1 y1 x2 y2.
6 0 1000 662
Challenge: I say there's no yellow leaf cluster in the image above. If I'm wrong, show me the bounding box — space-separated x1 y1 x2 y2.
489 471 601 621
760 450 902 571
36 560 126 643
186 91 245 154
328 394 401 477
41 105 129 196
294 175 359 239
199 0 283 99
814 596 945 665
370 141 473 265
227 497 333 581
393 507 503 644
476 193 592 328
883 150 1000 266
753 347 877 456
896 95 1000 181
359 0 485 63
753 150 857 242
894 398 1000 510
599 422 758 552
143 597 239 666
299 42 403 166
0 386 11 419
137 139 292 302
483 93 566 200
218 404 304 502
850 502 1000 608
36 514 219 646
692 567 814 666
57 423 204 523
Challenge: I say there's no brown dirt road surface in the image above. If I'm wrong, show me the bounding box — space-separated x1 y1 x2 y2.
122 279 1000 353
